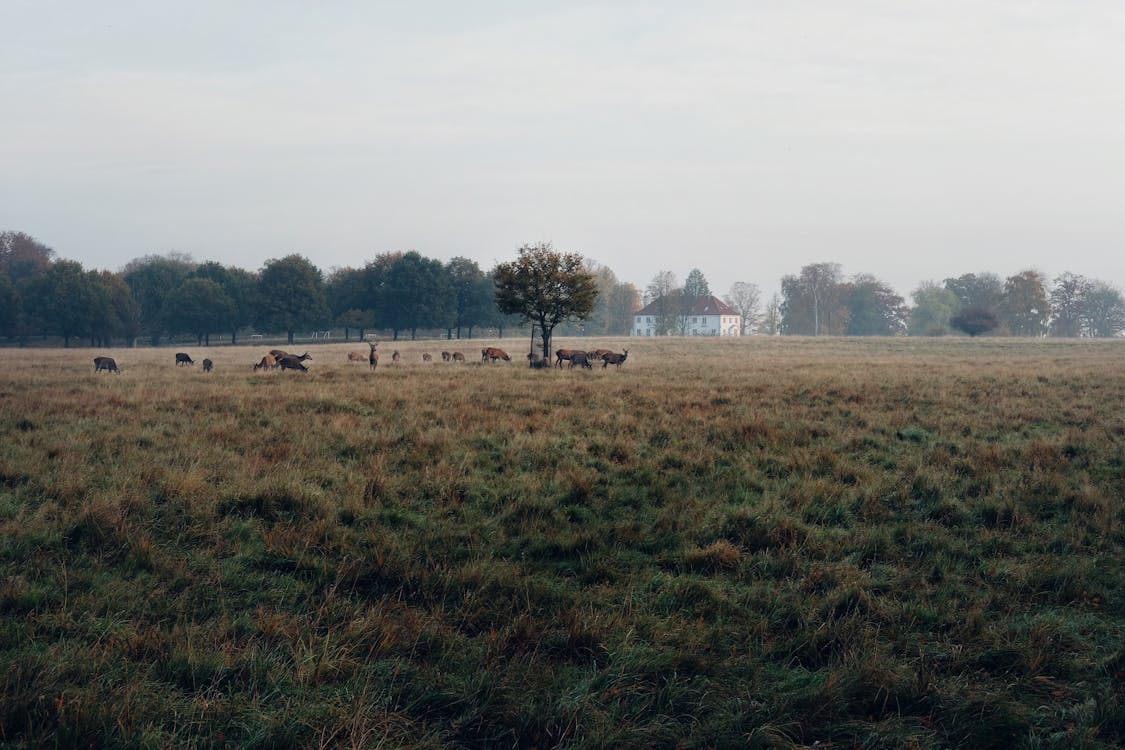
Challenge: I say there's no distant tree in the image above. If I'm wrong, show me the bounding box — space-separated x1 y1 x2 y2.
761 293 781 335
88 271 139 347
0 274 18 337
1049 272 1091 337
944 272 1004 311
780 262 845 335
26 260 97 347
605 281 641 335
950 305 999 337
447 257 493 339
192 262 258 344
1 232 55 344
0 231 54 286
908 282 960 336
1003 270 1050 337
361 252 402 337
683 268 711 298
326 266 375 341
164 278 235 345
379 251 451 340
256 255 330 345
122 253 196 346
1082 282 1125 338
724 281 761 336
842 274 907 336
645 270 681 336
494 242 598 362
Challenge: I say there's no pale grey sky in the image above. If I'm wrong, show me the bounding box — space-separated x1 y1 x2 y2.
3 1 1123 298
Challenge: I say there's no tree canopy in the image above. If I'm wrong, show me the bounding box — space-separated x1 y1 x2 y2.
256 255 330 345
494 243 597 362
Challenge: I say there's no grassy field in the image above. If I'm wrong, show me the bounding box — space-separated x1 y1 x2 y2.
1 337 1122 749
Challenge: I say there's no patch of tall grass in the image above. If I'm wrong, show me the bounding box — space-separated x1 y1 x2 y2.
0 337 1122 747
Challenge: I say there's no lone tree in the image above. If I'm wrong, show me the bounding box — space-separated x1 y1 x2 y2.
950 305 999 337
494 243 597 364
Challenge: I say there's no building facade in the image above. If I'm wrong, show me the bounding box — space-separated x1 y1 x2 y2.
633 295 742 336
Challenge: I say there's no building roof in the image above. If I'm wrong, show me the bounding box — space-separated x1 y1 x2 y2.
635 294 739 317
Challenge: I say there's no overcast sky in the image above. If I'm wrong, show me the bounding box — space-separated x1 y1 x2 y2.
3 1 1123 298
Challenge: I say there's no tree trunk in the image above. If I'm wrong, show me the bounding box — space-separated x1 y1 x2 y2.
231 330 237 346
287 331 294 345
539 324 552 369
64 334 70 348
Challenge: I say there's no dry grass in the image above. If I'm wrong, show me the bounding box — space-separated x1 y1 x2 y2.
1 336 1123 748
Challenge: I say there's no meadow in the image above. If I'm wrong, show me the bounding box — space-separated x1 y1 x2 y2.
0 336 1122 749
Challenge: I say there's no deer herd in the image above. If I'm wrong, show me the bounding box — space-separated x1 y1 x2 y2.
93 344 629 375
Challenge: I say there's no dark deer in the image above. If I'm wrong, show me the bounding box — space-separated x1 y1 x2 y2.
175 352 194 366
568 352 593 369
94 356 119 374
277 355 309 372
555 349 587 368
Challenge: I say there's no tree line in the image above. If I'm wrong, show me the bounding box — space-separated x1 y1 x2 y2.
3 229 1123 347
0 232 642 347
644 263 1125 338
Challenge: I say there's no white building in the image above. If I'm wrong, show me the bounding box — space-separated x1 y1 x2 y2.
633 295 742 336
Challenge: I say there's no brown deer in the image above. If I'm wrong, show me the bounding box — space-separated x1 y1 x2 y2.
601 350 629 369
441 351 451 362
451 352 465 362
392 350 400 364
270 350 312 362
555 349 587 368
368 342 378 369
253 354 277 371
347 351 366 363
482 347 511 363
422 353 433 362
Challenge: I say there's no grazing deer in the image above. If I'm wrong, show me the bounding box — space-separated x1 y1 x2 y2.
175 352 194 366
422 353 433 362
451 352 465 362
202 358 213 372
527 353 550 369
441 351 451 362
94 356 119 374
482 347 511 363
253 354 277 372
